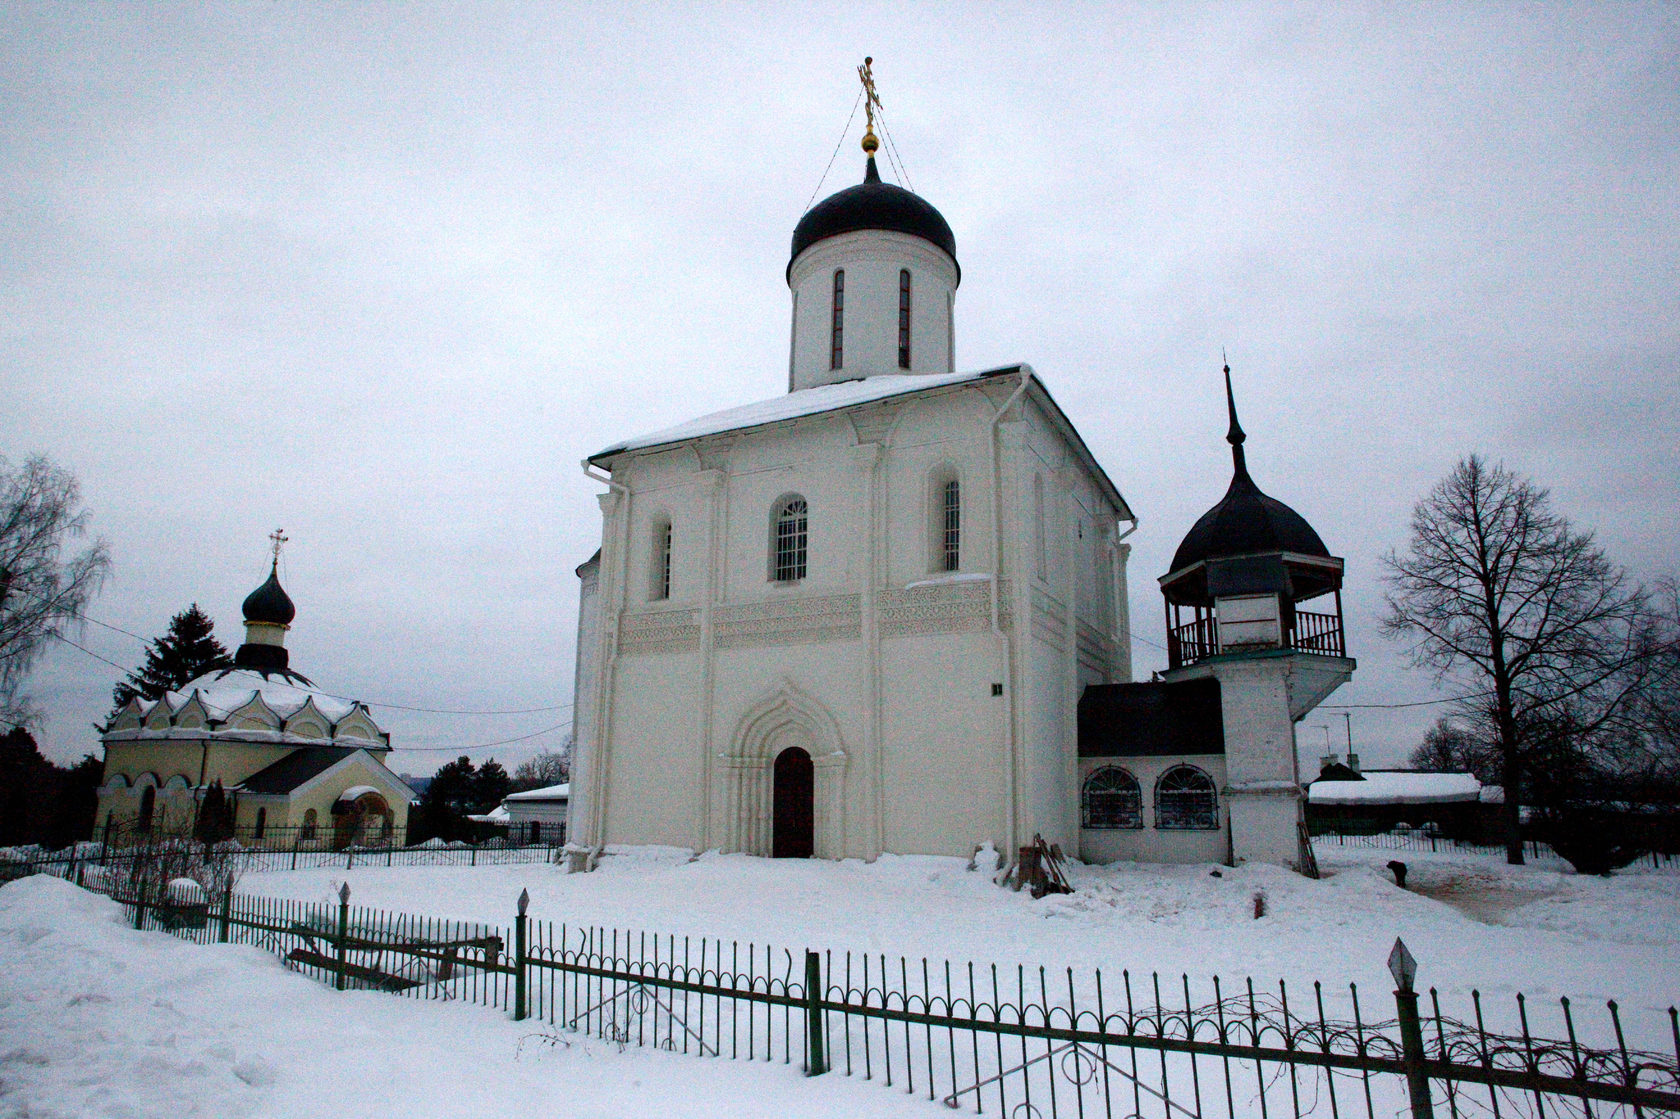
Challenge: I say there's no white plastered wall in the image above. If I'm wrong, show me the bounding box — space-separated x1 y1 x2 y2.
576 378 1131 862
1077 754 1230 865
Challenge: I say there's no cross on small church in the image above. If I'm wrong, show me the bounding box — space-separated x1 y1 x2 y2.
269 528 288 564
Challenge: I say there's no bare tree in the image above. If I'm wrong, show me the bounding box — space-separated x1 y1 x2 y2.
1383 455 1656 864
1408 716 1499 783
0 455 112 728
512 743 571 792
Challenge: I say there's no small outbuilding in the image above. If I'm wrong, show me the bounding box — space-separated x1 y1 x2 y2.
501 783 569 845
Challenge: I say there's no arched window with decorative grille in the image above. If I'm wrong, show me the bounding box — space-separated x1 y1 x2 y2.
300 808 318 841
898 269 912 368
830 270 845 370
1155 765 1219 830
771 495 809 582
1082 767 1142 829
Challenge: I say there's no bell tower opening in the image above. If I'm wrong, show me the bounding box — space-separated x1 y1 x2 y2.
772 746 815 858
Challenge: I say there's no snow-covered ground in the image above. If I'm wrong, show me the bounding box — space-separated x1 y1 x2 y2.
236 843 1680 1045
5 845 1676 1117
0 875 933 1119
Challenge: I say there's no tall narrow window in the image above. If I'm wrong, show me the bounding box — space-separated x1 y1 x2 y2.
830 270 845 370
941 478 961 572
651 518 672 601
137 785 156 832
254 806 266 840
898 269 912 369
772 496 809 582
1033 475 1047 580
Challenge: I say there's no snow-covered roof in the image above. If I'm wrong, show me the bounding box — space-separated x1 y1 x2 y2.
468 805 513 824
588 364 1132 520
176 668 359 722
1308 771 1482 806
591 369 1003 461
105 667 387 747
505 782 571 803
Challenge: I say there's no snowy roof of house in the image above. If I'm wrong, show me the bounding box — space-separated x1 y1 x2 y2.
505 782 571 803
1307 771 1482 806
588 365 1133 519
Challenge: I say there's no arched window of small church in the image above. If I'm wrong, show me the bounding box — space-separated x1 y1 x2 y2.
1082 767 1142 829
898 269 912 369
830 270 845 370
301 808 318 841
1033 474 1047 581
254 806 266 840
1155 765 1219 830
651 516 673 601
137 785 156 832
771 495 809 582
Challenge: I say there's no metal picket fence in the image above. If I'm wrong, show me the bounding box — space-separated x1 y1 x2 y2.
55 868 1680 1119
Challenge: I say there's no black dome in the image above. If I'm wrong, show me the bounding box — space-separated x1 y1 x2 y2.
1169 468 1330 574
242 564 296 626
789 157 958 277
1168 370 1331 575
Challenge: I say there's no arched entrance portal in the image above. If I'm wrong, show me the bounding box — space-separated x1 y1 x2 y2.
772 747 814 858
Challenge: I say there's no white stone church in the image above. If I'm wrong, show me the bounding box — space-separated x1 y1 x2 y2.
568 129 1354 872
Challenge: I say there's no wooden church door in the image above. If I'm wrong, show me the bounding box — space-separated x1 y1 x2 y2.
772 746 814 858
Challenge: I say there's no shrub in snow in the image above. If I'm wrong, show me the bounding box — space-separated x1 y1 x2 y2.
1537 806 1643 875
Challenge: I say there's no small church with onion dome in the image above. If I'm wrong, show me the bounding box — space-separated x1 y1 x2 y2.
96 539 415 847
568 61 1354 872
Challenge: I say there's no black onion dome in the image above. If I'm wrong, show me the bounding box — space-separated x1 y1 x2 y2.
242 563 296 625
1169 369 1331 574
789 157 958 278
1169 470 1330 574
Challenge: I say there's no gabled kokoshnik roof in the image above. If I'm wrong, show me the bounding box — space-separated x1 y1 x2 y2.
588 365 1134 521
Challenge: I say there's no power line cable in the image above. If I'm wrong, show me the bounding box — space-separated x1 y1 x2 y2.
27 594 572 716
390 720 573 755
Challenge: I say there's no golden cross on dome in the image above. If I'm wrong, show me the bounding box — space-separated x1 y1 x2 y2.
268 527 288 565
857 56 882 155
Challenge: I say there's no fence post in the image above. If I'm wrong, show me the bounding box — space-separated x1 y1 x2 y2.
514 888 529 1021
804 949 827 1076
1389 938 1435 1119
218 885 233 943
291 836 300 871
347 846 355 871
133 879 148 931
334 883 351 992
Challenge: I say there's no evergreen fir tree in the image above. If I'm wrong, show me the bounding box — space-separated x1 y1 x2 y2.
194 778 235 843
110 604 230 716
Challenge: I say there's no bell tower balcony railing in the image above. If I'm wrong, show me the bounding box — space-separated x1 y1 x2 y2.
1166 602 1346 670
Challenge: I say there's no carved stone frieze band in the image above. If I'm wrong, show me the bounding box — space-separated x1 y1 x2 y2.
878 578 1013 637
617 607 701 656
714 593 862 649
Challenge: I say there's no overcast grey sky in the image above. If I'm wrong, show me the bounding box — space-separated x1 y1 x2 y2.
5 3 1677 775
